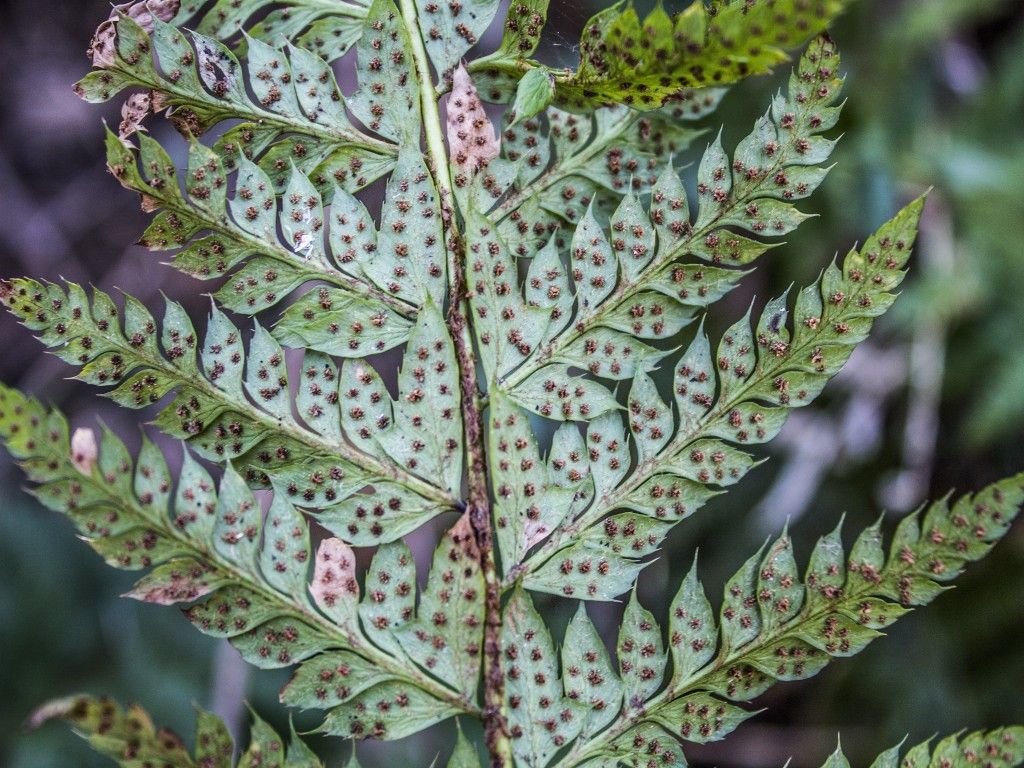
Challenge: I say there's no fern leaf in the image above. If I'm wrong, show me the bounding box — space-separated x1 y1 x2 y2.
467 205 548 382
416 0 500 82
448 722 484 768
310 536 361 629
6 3 1023 764
0 384 475 731
320 681 462 740
668 556 716 681
523 540 648 602
31 694 324 768
449 65 502 175
509 67 556 126
85 20 399 316
376 299 464 493
358 540 417 657
339 358 395 456
294 352 342 441
646 692 753 745
350 0 422 144
553 473 1024 766
0 279 454 507
820 729 1024 768
78 13 387 163
396 515 485 700
273 289 415 358
261 492 315 602
587 722 688 767
319 482 452 545
561 604 622 739
491 0 547 61
177 0 370 62
105 128 414 346
500 35 845 409
488 390 587 577
474 0 846 111
281 650 396 710
515 193 926 598
362 147 448 305
617 591 667 709
502 589 582 766
494 103 713 261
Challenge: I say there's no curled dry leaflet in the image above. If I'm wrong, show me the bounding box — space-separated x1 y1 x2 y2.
2 0 1022 766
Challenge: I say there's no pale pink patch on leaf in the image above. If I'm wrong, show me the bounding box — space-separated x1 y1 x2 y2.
525 518 553 551
311 537 359 625
71 427 97 475
446 64 499 175
119 92 152 141
124 559 220 605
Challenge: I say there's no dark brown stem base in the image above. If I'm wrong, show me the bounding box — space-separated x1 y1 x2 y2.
447 236 512 766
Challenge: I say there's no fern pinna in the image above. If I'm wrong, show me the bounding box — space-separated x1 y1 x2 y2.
1 0 1022 766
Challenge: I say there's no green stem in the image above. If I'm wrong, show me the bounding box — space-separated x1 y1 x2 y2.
396 1 514 765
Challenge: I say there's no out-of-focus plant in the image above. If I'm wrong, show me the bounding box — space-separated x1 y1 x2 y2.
827 0 1024 449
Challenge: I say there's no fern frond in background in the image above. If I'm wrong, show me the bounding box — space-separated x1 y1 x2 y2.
1 0 1022 766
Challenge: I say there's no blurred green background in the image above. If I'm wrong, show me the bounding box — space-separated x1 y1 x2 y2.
1 1 1022 766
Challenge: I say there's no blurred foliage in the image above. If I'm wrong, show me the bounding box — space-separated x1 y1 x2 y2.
841 0 1024 449
1 1 1022 767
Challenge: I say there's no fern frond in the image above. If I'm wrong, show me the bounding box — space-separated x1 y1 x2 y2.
514 194 925 598
4 2 1022 765
552 473 1024 766
99 2 444 322
392 515 485 702
350 0 424 145
845 729 1024 768
500 34 845 403
0 279 457 508
414 0 500 81
0 384 477 733
106 130 410 324
489 39 874 593
576 728 1024 768
79 12 390 160
448 723 485 768
176 0 371 63
87 7 447 330
493 100 717 260
471 0 846 111
31 694 325 767
501 588 582 766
